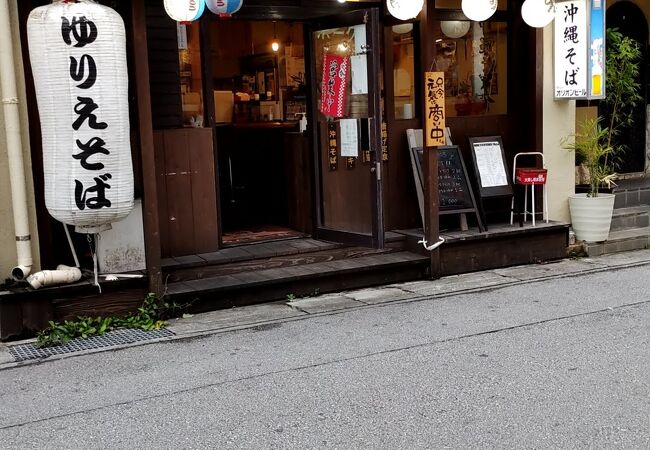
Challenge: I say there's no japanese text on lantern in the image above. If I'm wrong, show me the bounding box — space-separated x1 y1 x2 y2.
63 15 112 211
554 0 587 99
425 72 445 147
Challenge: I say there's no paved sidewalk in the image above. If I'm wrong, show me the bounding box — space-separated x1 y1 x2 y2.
2 249 650 369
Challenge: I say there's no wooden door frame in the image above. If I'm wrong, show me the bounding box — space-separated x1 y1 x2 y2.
305 8 385 249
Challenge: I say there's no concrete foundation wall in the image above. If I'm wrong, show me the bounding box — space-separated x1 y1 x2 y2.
0 0 40 279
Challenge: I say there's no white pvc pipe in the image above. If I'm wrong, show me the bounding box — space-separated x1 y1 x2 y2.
0 0 33 280
26 265 82 290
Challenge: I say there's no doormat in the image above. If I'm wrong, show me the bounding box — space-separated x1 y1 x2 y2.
8 328 175 362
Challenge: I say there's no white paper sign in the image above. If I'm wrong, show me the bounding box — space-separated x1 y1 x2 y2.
473 142 508 188
554 0 588 99
340 119 359 157
351 55 368 94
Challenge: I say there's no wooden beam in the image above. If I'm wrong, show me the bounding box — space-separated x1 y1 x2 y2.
419 0 441 279
131 0 163 295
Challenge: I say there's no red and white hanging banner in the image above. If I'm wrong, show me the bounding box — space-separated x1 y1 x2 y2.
320 53 349 118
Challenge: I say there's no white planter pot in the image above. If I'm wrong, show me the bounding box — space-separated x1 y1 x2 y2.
568 193 615 242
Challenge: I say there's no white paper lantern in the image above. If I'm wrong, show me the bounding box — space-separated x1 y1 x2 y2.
440 21 471 39
392 23 414 34
164 0 205 22
521 0 556 28
206 0 243 15
386 0 424 21
28 0 133 232
461 0 497 22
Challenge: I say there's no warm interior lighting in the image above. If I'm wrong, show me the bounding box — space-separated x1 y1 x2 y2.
271 21 280 52
440 21 470 39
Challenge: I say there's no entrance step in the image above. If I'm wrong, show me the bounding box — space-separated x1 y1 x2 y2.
610 206 650 232
166 251 429 311
585 227 650 257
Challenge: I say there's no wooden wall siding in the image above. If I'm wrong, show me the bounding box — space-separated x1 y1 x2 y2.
318 122 373 234
145 0 183 129
154 129 219 257
284 134 313 234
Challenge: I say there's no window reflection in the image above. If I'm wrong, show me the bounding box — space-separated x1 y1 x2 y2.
434 21 507 117
391 24 416 120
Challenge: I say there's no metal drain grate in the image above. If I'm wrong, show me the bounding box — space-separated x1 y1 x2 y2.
9 328 175 362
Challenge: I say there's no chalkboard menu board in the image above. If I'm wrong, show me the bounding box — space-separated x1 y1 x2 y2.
413 146 477 212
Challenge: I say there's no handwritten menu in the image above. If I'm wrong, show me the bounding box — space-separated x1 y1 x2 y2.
472 141 508 188
415 146 474 211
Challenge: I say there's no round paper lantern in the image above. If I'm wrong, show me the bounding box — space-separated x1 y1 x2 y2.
392 23 414 34
28 0 133 232
521 0 555 28
440 21 471 39
461 0 497 22
164 0 205 22
386 0 424 21
206 0 243 15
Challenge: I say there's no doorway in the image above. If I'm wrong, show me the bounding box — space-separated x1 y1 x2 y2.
604 1 648 173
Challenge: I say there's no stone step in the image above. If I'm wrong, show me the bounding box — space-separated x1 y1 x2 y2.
585 227 650 257
610 206 650 232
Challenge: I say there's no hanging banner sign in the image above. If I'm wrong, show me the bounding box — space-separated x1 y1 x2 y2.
320 53 349 118
554 0 588 99
164 0 205 22
206 0 243 15
28 0 134 232
424 71 446 147
588 0 605 99
328 123 338 171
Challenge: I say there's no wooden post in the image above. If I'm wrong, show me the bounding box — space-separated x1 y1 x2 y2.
131 0 163 294
419 0 441 279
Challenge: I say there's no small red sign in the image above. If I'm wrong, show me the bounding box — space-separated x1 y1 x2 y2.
320 53 349 118
515 168 547 185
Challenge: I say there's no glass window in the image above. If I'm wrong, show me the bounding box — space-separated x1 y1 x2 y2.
391 24 416 120
433 20 507 117
178 21 204 127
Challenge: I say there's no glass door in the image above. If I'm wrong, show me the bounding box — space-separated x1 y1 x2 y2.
307 9 384 248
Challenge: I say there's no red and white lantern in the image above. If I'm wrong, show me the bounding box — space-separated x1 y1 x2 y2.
206 0 243 15
28 0 133 233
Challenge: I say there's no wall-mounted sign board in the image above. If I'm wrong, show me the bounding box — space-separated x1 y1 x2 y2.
424 71 446 147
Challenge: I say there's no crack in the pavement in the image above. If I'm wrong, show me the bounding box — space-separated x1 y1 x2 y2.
1 299 648 432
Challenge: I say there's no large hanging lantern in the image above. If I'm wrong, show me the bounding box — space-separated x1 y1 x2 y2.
386 0 424 21
440 21 471 39
206 0 243 15
164 0 206 22
28 0 133 233
461 0 497 22
521 0 556 28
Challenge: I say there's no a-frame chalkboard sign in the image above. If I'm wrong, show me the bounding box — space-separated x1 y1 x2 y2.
407 129 484 232
468 136 514 229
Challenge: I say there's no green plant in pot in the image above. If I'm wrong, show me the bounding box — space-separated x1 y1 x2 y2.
564 29 642 243
564 118 617 242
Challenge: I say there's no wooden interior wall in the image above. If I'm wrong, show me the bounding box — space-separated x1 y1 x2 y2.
145 0 183 129
154 128 219 257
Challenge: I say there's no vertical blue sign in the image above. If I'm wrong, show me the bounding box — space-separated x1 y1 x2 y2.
588 0 605 99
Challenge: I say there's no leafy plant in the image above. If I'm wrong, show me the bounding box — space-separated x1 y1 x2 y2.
35 293 190 348
286 293 296 302
602 28 643 165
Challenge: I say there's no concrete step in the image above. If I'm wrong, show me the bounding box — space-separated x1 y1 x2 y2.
585 227 650 257
610 206 650 232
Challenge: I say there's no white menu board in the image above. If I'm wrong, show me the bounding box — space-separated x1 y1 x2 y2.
473 141 508 188
339 119 359 157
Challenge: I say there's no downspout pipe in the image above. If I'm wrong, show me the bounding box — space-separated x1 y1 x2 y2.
0 0 33 280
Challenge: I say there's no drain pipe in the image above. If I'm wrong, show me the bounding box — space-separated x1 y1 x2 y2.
0 0 33 280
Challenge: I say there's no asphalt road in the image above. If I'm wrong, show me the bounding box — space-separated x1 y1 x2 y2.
1 265 649 449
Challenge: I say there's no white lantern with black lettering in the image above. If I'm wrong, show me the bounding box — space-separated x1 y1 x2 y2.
28 0 133 233
206 0 243 15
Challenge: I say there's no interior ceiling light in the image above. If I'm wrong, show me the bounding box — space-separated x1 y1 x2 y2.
386 0 424 21
271 21 280 52
392 23 414 34
440 21 470 39
521 0 556 28
461 0 497 22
